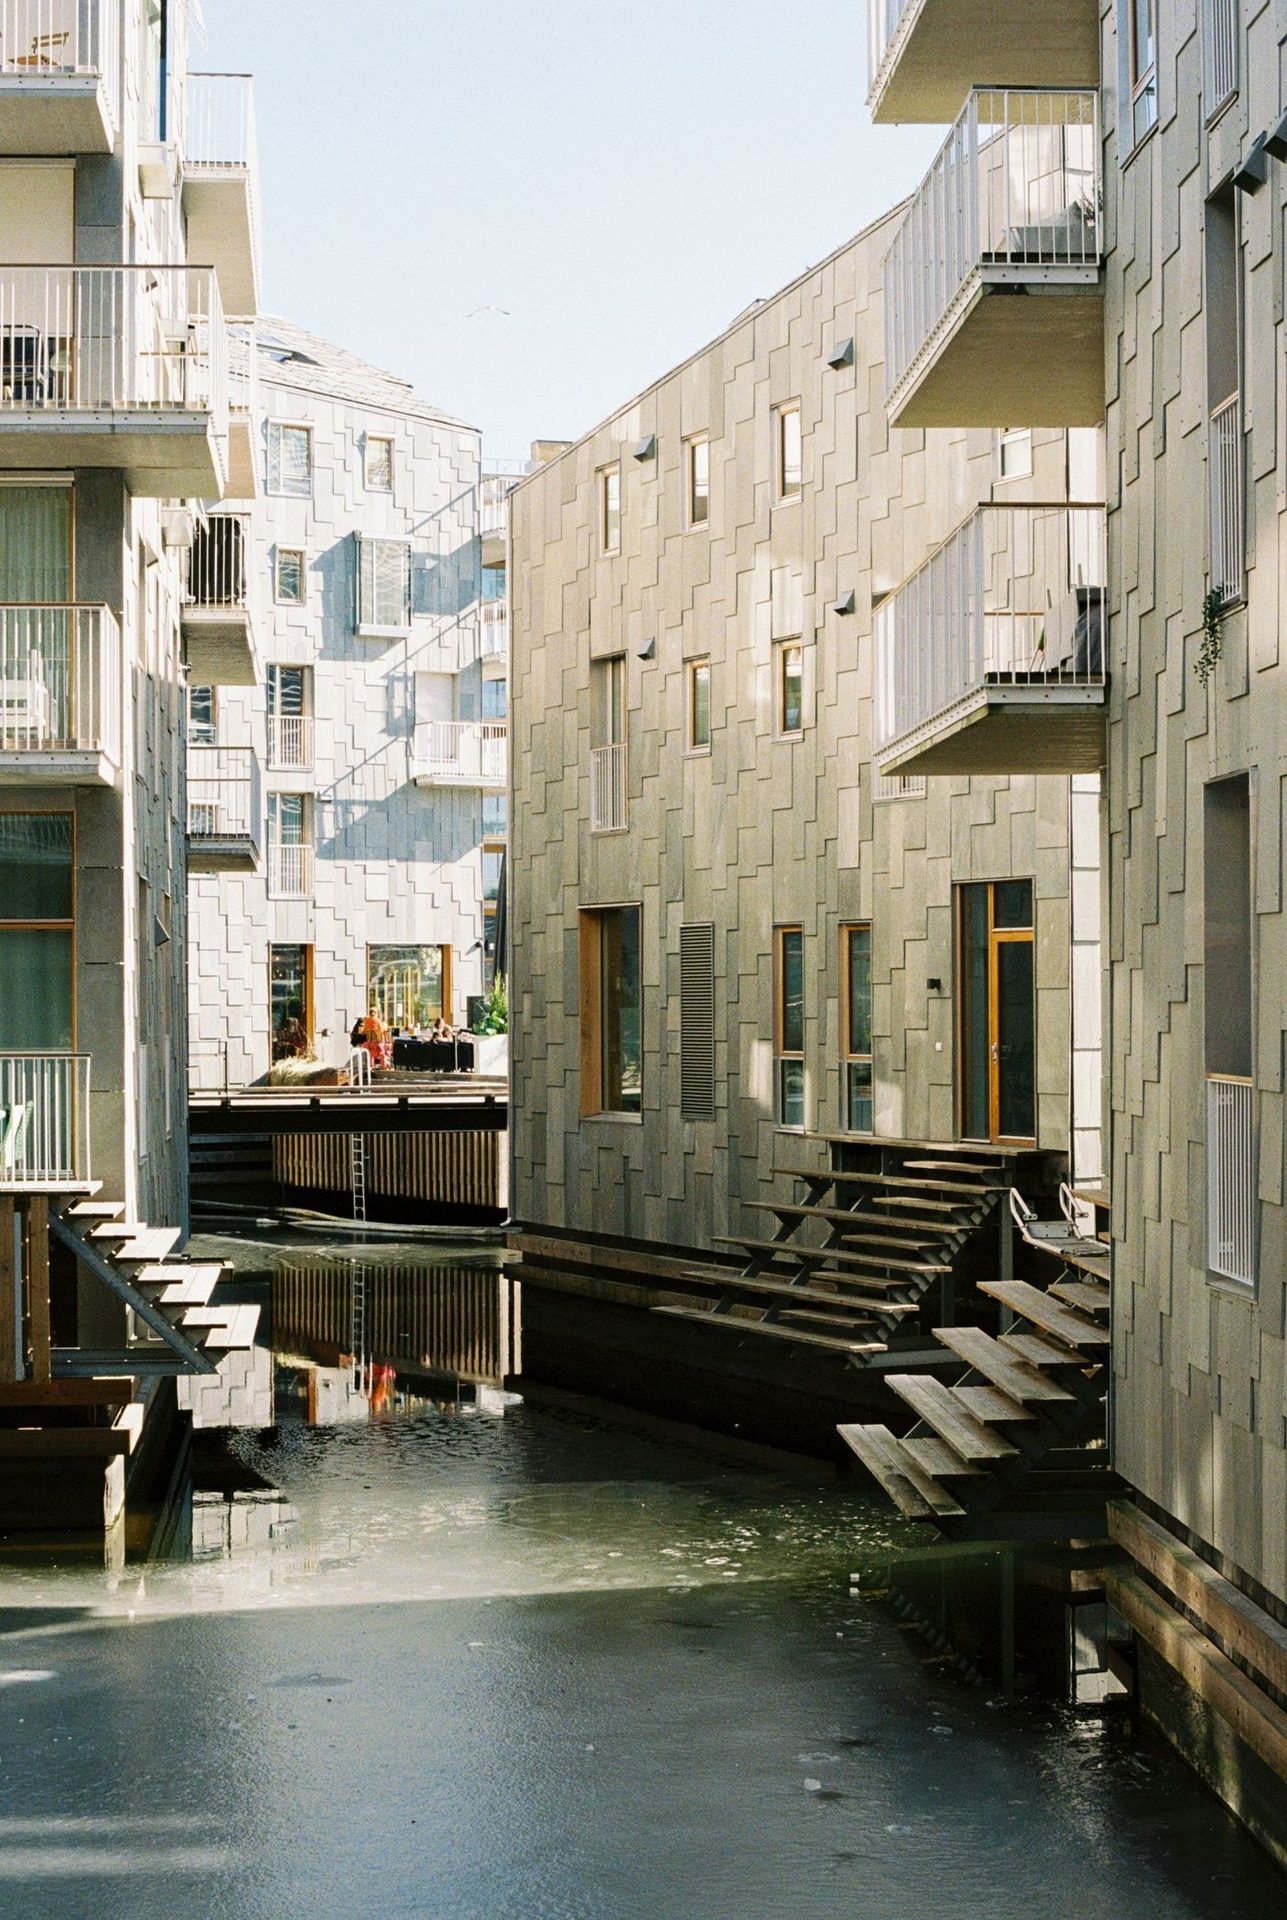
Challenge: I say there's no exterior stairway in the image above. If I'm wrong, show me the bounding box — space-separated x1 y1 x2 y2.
839 1193 1114 1539
655 1145 1018 1364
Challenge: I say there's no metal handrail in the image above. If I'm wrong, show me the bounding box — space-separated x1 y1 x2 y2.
0 0 120 127
1207 1073 1254 1284
415 720 507 785
0 603 120 761
590 741 627 832
0 1051 91 1189
1209 393 1244 608
187 744 259 840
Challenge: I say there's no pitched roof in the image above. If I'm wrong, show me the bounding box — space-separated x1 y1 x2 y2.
249 314 476 433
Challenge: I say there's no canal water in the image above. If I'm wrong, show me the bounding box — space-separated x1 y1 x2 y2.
1 1237 1284 1920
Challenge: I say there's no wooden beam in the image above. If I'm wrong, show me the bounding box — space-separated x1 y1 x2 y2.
0 1377 135 1408
25 1195 50 1383
0 1197 16 1382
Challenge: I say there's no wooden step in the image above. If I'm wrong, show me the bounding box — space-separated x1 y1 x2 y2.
901 1435 985 1482
1049 1278 1111 1317
979 1280 1111 1350
886 1374 1019 1461
152 1273 220 1309
774 1168 1007 1197
63 1200 125 1224
130 1263 227 1292
902 1159 1005 1175
91 1221 146 1242
751 1201 944 1240
954 1383 1036 1426
108 1228 184 1264
837 1423 965 1519
181 1303 259 1351
681 1270 919 1316
713 1235 948 1278
882 1195 984 1216
1000 1330 1101 1373
656 1305 885 1356
933 1326 1075 1404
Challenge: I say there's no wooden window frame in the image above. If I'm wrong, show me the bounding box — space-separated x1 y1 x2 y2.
841 922 874 1136
578 904 643 1120
598 464 622 555
0 808 76 1046
685 434 710 528
775 638 804 737
772 401 802 504
1127 0 1159 142
687 656 712 754
773 924 805 1130
364 433 394 493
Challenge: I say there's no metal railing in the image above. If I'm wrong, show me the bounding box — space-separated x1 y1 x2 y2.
0 0 119 119
874 772 926 801
590 741 627 832
886 88 1101 404
867 0 913 92
184 511 250 610
415 720 507 786
184 73 262 292
1207 1074 1254 1285
480 601 508 660
1209 394 1244 608
266 713 313 771
267 841 314 899
1204 0 1239 113
346 1047 372 1091
227 317 258 416
0 604 120 761
188 1040 231 1096
480 473 515 538
0 1051 90 1189
187 744 259 841
0 265 228 433
875 503 1106 754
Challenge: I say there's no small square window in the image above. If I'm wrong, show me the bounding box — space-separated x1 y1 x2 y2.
997 427 1032 481
773 403 802 502
188 685 216 746
275 548 306 605
599 466 621 554
686 436 710 527
687 657 711 751
267 422 312 498
776 640 804 735
365 435 393 492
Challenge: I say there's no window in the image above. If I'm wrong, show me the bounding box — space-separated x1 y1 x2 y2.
482 792 508 839
368 944 449 1029
686 436 710 527
364 435 393 492
687 657 711 752
1204 776 1255 1284
599 465 621 554
773 403 802 502
266 421 312 498
275 548 306 605
482 842 505 985
1206 186 1243 608
590 656 627 831
579 906 642 1116
267 666 312 769
776 640 804 736
187 685 216 746
679 922 716 1121
997 428 1033 481
482 565 506 602
0 484 71 601
481 677 508 723
270 945 312 1062
267 793 313 898
1127 0 1158 143
357 537 411 634
0 813 72 1051
842 924 873 1134
1203 0 1238 113
774 926 805 1128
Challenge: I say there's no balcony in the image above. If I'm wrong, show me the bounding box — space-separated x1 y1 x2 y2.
0 604 120 785
267 840 314 900
225 319 259 499
183 74 262 318
0 0 119 153
0 1052 91 1191
590 742 627 833
480 601 507 675
181 512 257 685
187 745 261 869
867 0 1100 126
885 89 1103 430
266 712 313 773
874 503 1107 776
413 720 507 790
480 463 524 569
1209 393 1244 610
0 265 229 496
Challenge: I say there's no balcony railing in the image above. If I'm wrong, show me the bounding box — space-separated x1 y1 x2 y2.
0 0 119 120
480 602 508 660
0 1051 91 1190
0 264 228 427
266 713 313 771
184 512 250 611
267 840 314 899
480 474 515 539
867 0 912 90
0 604 120 762
1207 1075 1255 1285
184 74 262 303
590 742 627 833
1204 0 1239 113
1209 394 1244 609
875 503 1106 772
866 0 1100 123
187 744 259 843
415 720 507 787
885 88 1101 419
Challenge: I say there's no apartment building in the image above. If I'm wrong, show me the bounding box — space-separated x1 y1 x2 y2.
866 0 1287 1861
185 318 495 1088
0 0 261 1520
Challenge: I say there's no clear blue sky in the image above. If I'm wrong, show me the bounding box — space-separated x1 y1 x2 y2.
200 1 942 458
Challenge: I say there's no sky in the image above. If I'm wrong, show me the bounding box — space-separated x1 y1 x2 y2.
199 1 943 459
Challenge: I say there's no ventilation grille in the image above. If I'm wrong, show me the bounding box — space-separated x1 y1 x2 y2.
679 922 716 1121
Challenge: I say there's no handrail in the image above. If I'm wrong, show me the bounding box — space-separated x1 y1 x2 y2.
590 741 627 832
1209 393 1244 608
415 719 507 785
0 1051 91 1189
0 0 120 128
0 603 120 761
346 1047 372 1091
187 744 259 840
1207 1073 1254 1284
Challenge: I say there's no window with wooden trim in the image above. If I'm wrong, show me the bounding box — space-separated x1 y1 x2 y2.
996 427 1032 481
0 812 73 1052
773 402 802 502
774 925 805 1128
775 639 804 736
679 921 716 1121
579 906 642 1115
274 547 306 605
356 536 411 635
1127 0 1158 143
842 923 873 1134
599 465 622 554
266 421 312 498
686 435 710 527
364 434 394 492
687 656 711 752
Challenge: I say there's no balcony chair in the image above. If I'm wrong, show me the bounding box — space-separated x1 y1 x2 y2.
0 671 53 741
1 325 47 404
14 31 72 69
0 1101 31 1174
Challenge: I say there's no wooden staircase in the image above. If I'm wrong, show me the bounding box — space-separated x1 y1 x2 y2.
655 1145 1018 1364
839 1195 1114 1539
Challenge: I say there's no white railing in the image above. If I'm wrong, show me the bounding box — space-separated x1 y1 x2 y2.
266 713 313 771
1204 0 1239 113
1209 394 1244 608
184 511 250 611
346 1047 372 1090
886 88 1101 404
874 772 927 801
184 73 262 289
227 317 258 417
867 0 914 92
0 265 228 434
875 503 1106 754
480 601 508 660
416 720 507 786
1207 1075 1255 1285
480 473 514 538
0 0 119 119
188 1040 231 1096
590 741 627 833
267 841 314 899
0 604 120 761
187 744 259 841
0 1051 90 1189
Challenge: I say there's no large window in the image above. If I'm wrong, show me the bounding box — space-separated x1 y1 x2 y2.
1204 776 1255 1285
0 484 71 600
0 812 73 1051
579 906 641 1116
357 537 411 635
773 402 802 502
367 945 449 1030
997 428 1033 482
774 925 805 1128
842 923 873 1133
482 842 505 986
1127 0 1158 144
270 945 312 1061
266 422 313 498
599 465 621 554
590 655 627 831
267 665 312 769
685 435 710 527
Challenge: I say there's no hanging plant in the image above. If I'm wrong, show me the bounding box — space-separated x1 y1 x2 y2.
1196 587 1224 687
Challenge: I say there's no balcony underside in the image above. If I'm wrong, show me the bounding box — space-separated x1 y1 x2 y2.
878 684 1108 777
0 414 226 498
183 174 259 317
888 273 1104 430
187 836 260 872
181 606 257 686
480 529 506 569
0 78 114 154
0 748 116 786
226 416 258 499
413 768 507 791
870 0 1100 124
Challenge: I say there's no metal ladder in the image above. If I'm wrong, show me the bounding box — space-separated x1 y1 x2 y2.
349 1131 368 1223
348 1257 368 1393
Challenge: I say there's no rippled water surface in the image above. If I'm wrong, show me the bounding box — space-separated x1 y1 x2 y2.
0 1242 1283 1920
